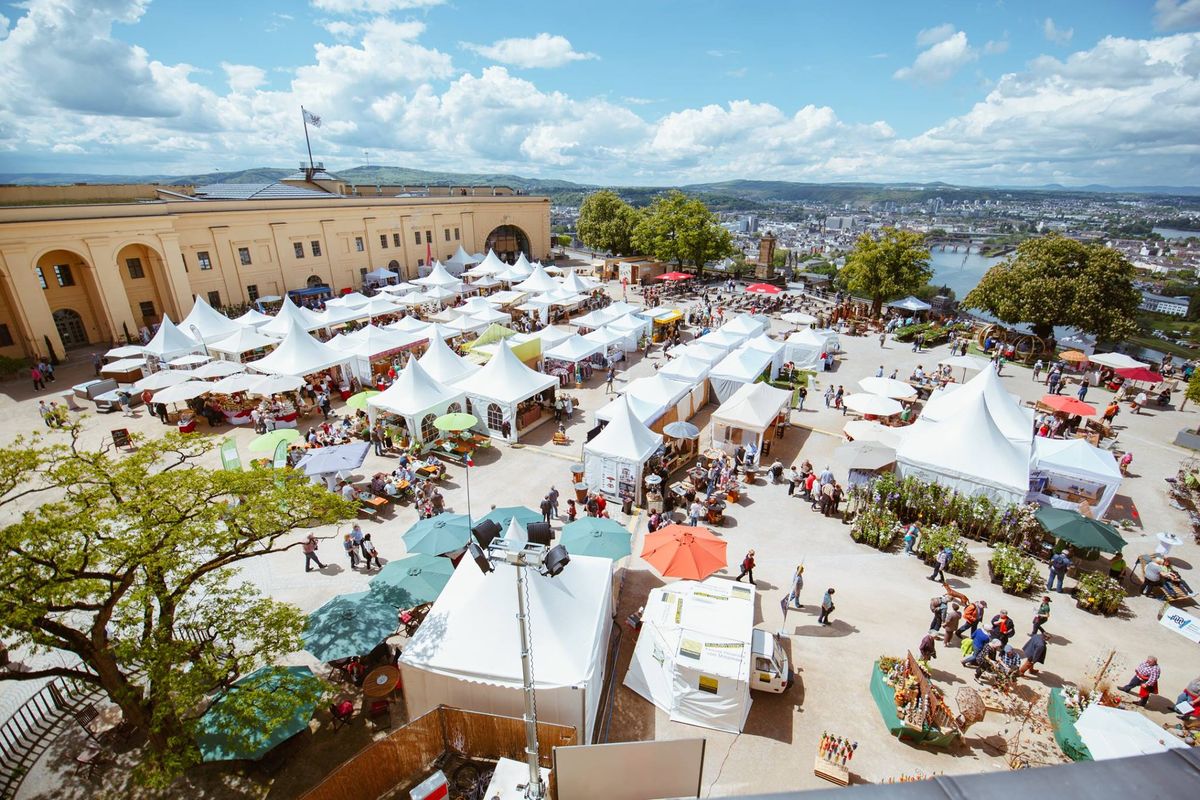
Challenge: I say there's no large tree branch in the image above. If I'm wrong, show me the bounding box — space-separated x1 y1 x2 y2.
0 666 102 685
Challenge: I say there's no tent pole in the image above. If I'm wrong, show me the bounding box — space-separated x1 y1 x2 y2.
515 559 546 799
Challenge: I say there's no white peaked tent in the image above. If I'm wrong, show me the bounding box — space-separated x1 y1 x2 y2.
1030 437 1124 518
411 322 458 342
234 308 273 328
459 296 495 315
209 326 280 361
624 578 755 734
782 328 829 371
259 297 326 336
142 316 203 360
594 392 665 427
363 267 399 284
326 292 371 308
398 554 613 742
572 306 622 330
584 395 663 500
710 382 791 455
469 305 512 326
544 334 604 364
1088 352 1148 370
180 296 244 343
387 315 427 333
465 249 506 277
413 261 462 288
514 264 559 294
318 304 370 329
582 327 625 353
559 269 600 293
512 252 534 275
455 341 557 441
921 366 1032 445
245 319 350 378
328 325 413 382
741 334 785 379
607 314 651 352
695 329 745 355
531 325 572 351
709 345 775 402
418 335 480 385
660 353 712 383
625 374 696 424
720 314 768 338
444 245 476 274
675 342 727 366
366 358 465 440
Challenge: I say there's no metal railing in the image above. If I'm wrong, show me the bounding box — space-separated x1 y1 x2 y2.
596 621 623 744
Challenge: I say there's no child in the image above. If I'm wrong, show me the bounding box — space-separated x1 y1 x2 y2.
567 499 577 522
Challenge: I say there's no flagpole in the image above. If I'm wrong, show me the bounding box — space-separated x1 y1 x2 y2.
301 106 314 170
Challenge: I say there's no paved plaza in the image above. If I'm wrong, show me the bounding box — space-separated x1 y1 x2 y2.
2 282 1198 797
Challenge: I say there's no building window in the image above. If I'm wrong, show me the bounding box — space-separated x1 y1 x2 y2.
197 251 212 270
311 240 321 257
417 258 425 268
0 324 12 347
414 231 422 245
138 301 155 320
35 267 47 289
125 257 145 279
294 242 305 259
355 237 364 252
392 233 401 247
53 264 75 287
425 230 432 244
444 228 451 242
380 234 388 249
246 284 259 302
238 247 251 266
207 291 221 308
454 227 460 241
358 268 368 280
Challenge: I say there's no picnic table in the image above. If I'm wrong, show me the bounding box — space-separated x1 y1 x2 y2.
363 665 402 699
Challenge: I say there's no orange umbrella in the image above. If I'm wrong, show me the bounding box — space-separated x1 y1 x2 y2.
1040 394 1096 416
655 271 695 282
1060 350 1089 363
745 283 782 295
641 524 727 580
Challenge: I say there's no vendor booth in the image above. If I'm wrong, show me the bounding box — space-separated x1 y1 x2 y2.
888 296 932 315
583 327 627 365
710 382 791 459
782 328 829 372
444 245 476 275
413 261 463 289
363 266 400 286
571 306 622 331
398 553 613 742
234 308 272 328
694 329 744 355
367 359 465 447
871 654 962 748
258 297 326 337
455 341 558 442
245 319 351 386
418 335 480 385
180 296 244 343
624 577 755 734
584 396 663 502
1030 437 1123 518
100 357 146 384
544 334 605 386
608 314 652 352
920 367 1033 446
623 374 696 431
675 342 727 367
709 345 775 403
515 264 560 294
328 325 417 386
142 316 204 362
741 334 785 380
719 314 768 338
650 308 685 343
209 326 280 363
465 249 506 278
660 353 711 385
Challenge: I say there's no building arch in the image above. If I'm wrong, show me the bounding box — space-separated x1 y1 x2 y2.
34 248 111 346
484 225 530 264
51 308 89 348
114 241 172 328
306 274 326 288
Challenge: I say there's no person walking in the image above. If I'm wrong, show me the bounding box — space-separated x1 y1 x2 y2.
1047 370 1061 394
824 385 834 408
1076 380 1089 402
1047 550 1071 593
302 534 326 572
789 565 804 608
1032 359 1044 382
835 385 845 414
796 384 807 411
360 534 382 569
1018 631 1049 677
927 545 953 582
342 534 361 569
929 594 948 632
539 495 553 524
30 365 44 392
735 550 756 584
1102 401 1120 424
942 603 962 645
91 352 102 376
879 332 886 348
956 600 987 638
688 499 704 527
919 631 938 661
606 367 616 394
37 400 54 428
1119 657 1161 707
817 588 836 625
1031 595 1051 635
903 521 919 555
548 485 560 519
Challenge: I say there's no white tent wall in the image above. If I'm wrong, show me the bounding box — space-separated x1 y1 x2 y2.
1030 437 1124 518
583 449 648 502
708 346 774 403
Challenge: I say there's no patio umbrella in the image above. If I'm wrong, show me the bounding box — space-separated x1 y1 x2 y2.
479 506 543 531
1040 394 1097 416
842 419 905 449
250 374 306 396
1035 506 1127 554
195 666 325 763
561 518 632 560
842 393 903 416
133 370 194 392
192 360 246 379
1115 366 1164 384
209 373 263 394
641 524 727 580
151 380 212 404
345 390 380 411
369 553 455 608
1059 350 1089 363
938 353 991 381
402 512 472 555
434 412 478 432
745 283 781 295
656 272 694 282
168 354 212 367
857 376 917 399
303 591 399 663
248 428 301 452
781 312 817 325
295 442 371 477
663 421 702 439
834 441 897 471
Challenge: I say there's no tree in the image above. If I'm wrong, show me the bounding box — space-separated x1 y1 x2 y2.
0 429 356 786
631 190 735 269
1183 370 1200 414
838 227 932 317
576 190 641 255
963 234 1141 342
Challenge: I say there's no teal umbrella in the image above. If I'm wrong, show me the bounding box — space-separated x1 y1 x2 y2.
195 666 325 762
303 592 398 663
561 518 632 560
1035 506 1127 554
480 506 543 531
402 513 472 555
369 554 455 608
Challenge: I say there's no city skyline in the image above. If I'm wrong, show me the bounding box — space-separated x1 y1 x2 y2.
1 0 1199 187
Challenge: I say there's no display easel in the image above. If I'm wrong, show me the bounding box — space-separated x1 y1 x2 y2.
813 732 856 786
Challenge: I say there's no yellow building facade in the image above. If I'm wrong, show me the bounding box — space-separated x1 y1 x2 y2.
0 192 550 360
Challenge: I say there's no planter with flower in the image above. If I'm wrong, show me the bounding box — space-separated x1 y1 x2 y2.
987 544 1040 594
850 506 901 551
1074 572 1124 616
915 523 976 577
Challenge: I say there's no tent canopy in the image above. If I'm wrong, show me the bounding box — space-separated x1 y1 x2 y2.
259 297 326 336
1031 437 1123 517
455 341 556 405
1074 704 1188 761
514 264 559 293
586 396 663 461
889 296 932 312
418 335 480 385
709 345 774 402
922 366 1033 445
246 319 349 376
719 314 767 337
711 382 791 433
142 316 202 360
368 358 463 419
1088 352 1147 370
181 296 244 343
659 354 711 383
329 324 411 359
544 334 603 363
413 261 462 288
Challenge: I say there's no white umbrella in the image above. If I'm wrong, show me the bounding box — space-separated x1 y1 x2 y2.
249 374 305 396
842 393 903 416
1074 704 1187 760
781 312 817 325
209 373 262 394
105 344 146 359
167 354 212 367
843 419 905 449
192 360 246 379
151 380 212 404
134 370 194 392
858 376 917 399
939 353 991 381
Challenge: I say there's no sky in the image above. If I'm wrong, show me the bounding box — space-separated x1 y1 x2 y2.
0 0 1199 187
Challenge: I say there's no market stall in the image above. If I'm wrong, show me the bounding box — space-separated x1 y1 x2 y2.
694 328 744 355
710 381 791 459
675 342 727 367
208 326 281 363
584 396 663 502
416 334 479 385
783 328 830 372
142 316 204 362
1030 437 1124 518
719 313 768 338
741 333 785 380
454 341 557 442
623 374 696 431
367 359 465 447
608 314 652 352
871 654 963 748
709 345 775 403
650 308 685 343
543 334 605 386
245 319 352 391
328 324 419 387
180 295 245 343
99 357 146 384
571 305 623 332
258 297 327 337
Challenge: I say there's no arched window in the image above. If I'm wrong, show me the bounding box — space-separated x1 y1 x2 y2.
446 402 463 415
486 403 504 431
51 308 89 347
306 274 325 288
420 413 437 442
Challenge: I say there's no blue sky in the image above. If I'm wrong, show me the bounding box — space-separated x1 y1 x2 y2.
1 0 1198 186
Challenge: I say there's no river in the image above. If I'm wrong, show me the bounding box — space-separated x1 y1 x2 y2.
1153 227 1200 240
927 248 1002 297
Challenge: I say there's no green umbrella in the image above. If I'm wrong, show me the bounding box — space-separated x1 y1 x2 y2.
303 591 398 663
369 553 455 608
402 513 472 555
561 518 632 560
479 506 543 531
346 390 381 410
1035 506 1127 554
195 666 325 762
434 412 478 432
247 428 300 452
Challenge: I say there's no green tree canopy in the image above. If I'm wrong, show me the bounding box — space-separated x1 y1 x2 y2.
0 429 356 786
838 227 932 316
576 190 642 256
631 190 735 268
963 234 1141 341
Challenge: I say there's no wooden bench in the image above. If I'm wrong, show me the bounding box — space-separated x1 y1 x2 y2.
1137 555 1197 604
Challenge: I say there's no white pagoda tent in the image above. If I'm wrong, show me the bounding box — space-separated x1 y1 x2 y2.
245 319 350 378
454 341 556 441
180 296 244 343
328 325 414 383
543 334 604 365
464 249 506 277
719 314 768 338
259 297 326 336
514 264 560 294
208 326 280 362
366 359 465 443
710 382 791 456
741 334 785 380
418 334 480 385
584 395 663 501
234 308 273 328
326 291 371 308
708 345 775 402
559 269 600 293
142 316 203 361
444 245 476 275
659 353 712 385
1030 437 1124 518
782 328 830 371
413 261 462 289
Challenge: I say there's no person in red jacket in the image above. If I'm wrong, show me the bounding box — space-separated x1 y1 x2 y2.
736 550 756 585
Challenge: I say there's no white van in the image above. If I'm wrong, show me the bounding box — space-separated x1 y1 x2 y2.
750 628 791 693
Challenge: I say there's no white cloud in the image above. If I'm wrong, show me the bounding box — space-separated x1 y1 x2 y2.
984 39 1009 55
623 96 655 105
1154 0 1200 30
869 52 889 59
1043 17 1074 45
321 20 359 40
0 13 10 39
462 33 596 69
222 63 266 93
894 29 978 83
310 0 444 13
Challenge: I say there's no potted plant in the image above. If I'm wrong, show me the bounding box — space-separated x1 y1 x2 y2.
988 544 1040 594
850 506 901 551
915 523 976 577
1075 572 1124 616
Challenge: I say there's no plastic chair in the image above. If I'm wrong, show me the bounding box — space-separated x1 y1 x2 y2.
329 700 354 730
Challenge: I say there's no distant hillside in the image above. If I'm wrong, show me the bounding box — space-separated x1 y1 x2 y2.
336 165 586 192
166 167 293 185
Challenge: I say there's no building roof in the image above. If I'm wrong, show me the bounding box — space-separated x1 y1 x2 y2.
192 182 335 200
281 169 342 182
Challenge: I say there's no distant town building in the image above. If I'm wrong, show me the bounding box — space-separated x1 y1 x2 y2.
1139 291 1190 316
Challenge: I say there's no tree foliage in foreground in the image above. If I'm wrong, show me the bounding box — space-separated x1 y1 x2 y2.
838 227 932 317
0 429 356 786
963 233 1141 342
631 190 735 268
576 190 642 256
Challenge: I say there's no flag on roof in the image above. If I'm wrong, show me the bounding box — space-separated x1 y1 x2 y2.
303 109 321 127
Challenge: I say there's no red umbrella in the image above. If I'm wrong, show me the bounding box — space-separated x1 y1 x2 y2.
641 524 727 580
1114 366 1163 384
1040 394 1096 416
745 283 782 295
655 271 695 282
